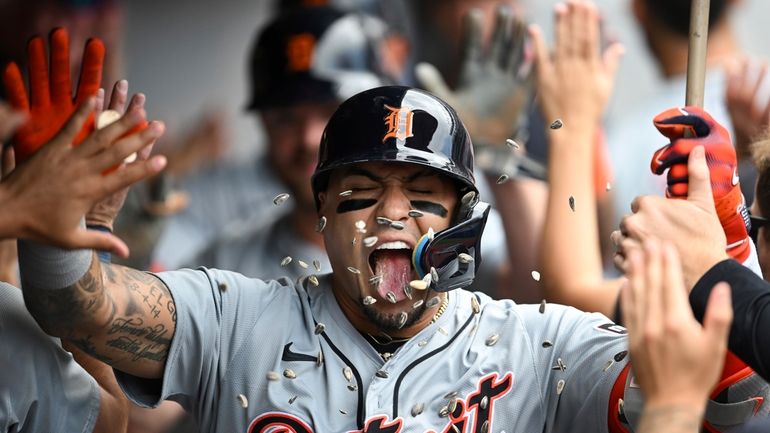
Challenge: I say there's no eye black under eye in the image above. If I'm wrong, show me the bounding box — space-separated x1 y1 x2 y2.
410 200 448 217
337 198 378 213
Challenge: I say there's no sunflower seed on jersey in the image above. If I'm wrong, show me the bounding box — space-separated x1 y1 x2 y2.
316 216 327 233
603 359 614 372
314 323 325 335
457 253 474 264
411 402 425 417
273 193 290 205
409 279 429 291
412 299 424 309
506 138 521 149
542 340 553 348
568 196 575 212
237 394 249 408
363 295 377 306
438 405 450 418
430 267 439 282
218 282 228 292
343 366 353 382
266 371 281 381
376 216 392 225
539 299 546 314
481 420 490 433
375 370 389 379
614 350 628 362
496 174 510 184
471 296 480 314
386 291 397 304
308 275 319 286
418 340 428 347
426 296 441 308
339 409 348 415
618 398 626 417
313 259 321 272
347 266 360 274
369 275 383 286
288 395 298 404
549 118 563 129
450 424 461 433
339 189 353 197
480 395 489 410
438 326 449 336
404 284 413 300
280 256 292 267
283 368 296 379
556 379 565 395
351 237 357 246
363 236 378 247
390 221 406 230
447 398 458 414
408 209 424 218
552 358 566 372
347 384 358 391
397 311 408 329
485 333 500 346
531 270 541 281
381 352 392 362
297 259 309 269
355 220 366 232
316 350 323 367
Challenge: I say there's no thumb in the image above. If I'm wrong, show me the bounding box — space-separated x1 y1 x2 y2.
686 145 716 208
414 62 455 104
703 282 733 351
69 229 130 259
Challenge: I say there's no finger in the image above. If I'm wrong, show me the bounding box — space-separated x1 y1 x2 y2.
583 1 600 60
506 15 528 73
126 92 145 113
136 142 155 161
619 279 636 338
52 97 96 150
27 36 51 108
68 229 129 259
49 28 72 105
459 8 484 84
95 88 105 115
2 145 15 179
528 24 553 81
627 247 646 334
643 238 664 333
93 120 164 170
489 5 512 67
661 241 689 318
77 107 146 156
749 61 767 106
602 42 625 80
100 154 167 198
703 282 733 350
75 38 105 104
554 3 570 58
2 63 30 111
108 80 128 113
686 145 717 210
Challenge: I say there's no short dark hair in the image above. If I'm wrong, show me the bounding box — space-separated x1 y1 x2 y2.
644 0 730 37
752 137 770 236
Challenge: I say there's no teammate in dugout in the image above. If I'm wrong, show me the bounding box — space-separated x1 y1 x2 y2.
13 3 757 433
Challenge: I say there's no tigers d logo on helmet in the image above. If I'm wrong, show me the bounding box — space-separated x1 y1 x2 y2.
382 104 414 142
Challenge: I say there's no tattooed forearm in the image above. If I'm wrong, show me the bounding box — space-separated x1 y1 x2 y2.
638 405 704 433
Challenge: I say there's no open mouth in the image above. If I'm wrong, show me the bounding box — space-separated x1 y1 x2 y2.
368 241 415 303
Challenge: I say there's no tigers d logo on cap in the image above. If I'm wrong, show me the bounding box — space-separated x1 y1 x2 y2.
286 33 315 72
382 104 414 142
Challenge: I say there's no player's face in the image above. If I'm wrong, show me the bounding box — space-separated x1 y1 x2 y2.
319 162 458 333
262 100 339 210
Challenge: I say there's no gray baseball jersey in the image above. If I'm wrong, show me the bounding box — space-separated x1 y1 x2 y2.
116 269 629 432
0 282 100 433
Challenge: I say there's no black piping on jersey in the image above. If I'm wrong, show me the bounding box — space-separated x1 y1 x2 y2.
391 294 479 417
319 330 366 429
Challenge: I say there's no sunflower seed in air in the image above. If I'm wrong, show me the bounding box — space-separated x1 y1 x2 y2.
376 216 392 225
409 279 429 291
481 420 490 433
386 291 397 304
390 221 406 230
375 370 389 379
283 368 297 379
471 296 480 314
480 395 489 410
218 282 228 292
485 333 500 346
614 350 628 362
618 398 625 417
352 237 357 246
404 284 413 300
430 267 439 282
531 270 541 281
411 402 425 417
313 259 321 271
568 196 575 212
496 174 510 184
339 189 353 197
314 323 326 335
289 395 298 404
556 379 565 395
308 275 319 286
427 227 435 240
316 350 323 367
381 352 392 362
363 296 377 306
237 394 248 408
355 220 366 233
363 236 378 247
603 359 614 372
280 256 292 267
438 406 450 417
606 182 612 192
549 118 563 129
347 384 358 391
539 299 546 314
422 272 433 284
438 326 449 336
369 275 383 286
266 371 280 381
297 259 309 269
542 340 553 348
347 266 360 274
408 209 424 218
552 358 566 372
457 253 474 264
506 138 520 149
460 191 477 207
273 193 290 205
316 216 327 233
343 366 353 382
413 299 424 309
418 340 428 347
397 312 408 329
426 296 440 308
339 409 348 415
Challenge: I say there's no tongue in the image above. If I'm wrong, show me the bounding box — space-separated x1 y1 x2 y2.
374 250 412 302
